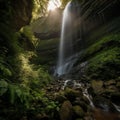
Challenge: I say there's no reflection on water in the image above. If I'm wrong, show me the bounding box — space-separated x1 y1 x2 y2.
93 108 120 120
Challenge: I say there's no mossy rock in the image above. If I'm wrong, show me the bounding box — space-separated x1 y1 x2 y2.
64 88 83 102
110 92 120 106
104 80 116 86
91 80 104 94
93 96 117 112
74 100 88 112
35 114 49 120
59 100 73 120
116 82 120 88
55 93 67 103
75 119 83 120
82 34 120 80
73 105 85 118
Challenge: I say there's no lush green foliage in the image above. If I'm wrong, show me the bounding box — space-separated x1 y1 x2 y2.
32 0 49 21
0 10 54 119
84 34 120 79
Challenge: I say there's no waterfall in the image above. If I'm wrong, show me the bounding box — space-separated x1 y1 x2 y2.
56 2 73 76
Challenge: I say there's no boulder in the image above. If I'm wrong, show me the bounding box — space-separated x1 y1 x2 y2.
107 85 118 91
59 100 73 120
64 88 83 102
93 96 117 113
91 80 104 94
74 99 88 112
110 92 120 106
73 105 85 118
75 119 83 120
34 114 49 120
55 93 67 103
116 82 120 88
104 80 116 86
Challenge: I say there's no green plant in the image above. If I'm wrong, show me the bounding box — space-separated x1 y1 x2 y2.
87 47 120 79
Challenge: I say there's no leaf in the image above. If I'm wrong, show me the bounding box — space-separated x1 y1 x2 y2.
8 85 15 104
0 80 8 96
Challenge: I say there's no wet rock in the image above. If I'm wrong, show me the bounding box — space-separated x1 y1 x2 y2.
35 114 49 120
87 87 95 97
75 119 83 120
74 99 88 112
20 116 27 120
116 82 120 88
107 85 118 91
59 100 73 120
55 93 67 103
84 112 93 120
91 80 104 94
104 87 118 95
65 80 74 89
110 92 120 106
116 77 120 82
82 96 90 105
93 96 117 113
104 80 116 86
73 105 85 118
64 88 83 102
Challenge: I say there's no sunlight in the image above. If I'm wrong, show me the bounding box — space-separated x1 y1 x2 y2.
48 0 61 11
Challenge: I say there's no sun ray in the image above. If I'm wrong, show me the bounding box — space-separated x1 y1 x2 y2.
48 0 61 11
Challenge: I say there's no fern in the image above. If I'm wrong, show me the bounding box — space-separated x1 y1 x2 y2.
8 84 15 104
0 80 8 96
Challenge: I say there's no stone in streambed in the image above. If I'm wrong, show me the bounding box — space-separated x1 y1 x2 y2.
74 97 88 112
116 82 120 88
73 105 85 118
93 96 117 112
55 93 67 103
91 80 104 94
104 80 116 86
110 92 120 106
59 100 73 120
75 119 83 120
35 114 49 120
64 88 83 102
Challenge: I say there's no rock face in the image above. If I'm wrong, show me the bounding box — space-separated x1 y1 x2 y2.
30 0 120 79
0 0 33 30
93 96 117 112
31 9 62 67
11 0 33 30
59 100 73 120
91 80 104 94
71 0 120 80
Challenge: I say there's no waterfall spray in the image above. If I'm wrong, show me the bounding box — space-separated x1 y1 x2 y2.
56 2 73 76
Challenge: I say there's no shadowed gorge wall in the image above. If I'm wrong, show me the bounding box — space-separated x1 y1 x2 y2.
0 0 33 30
32 0 120 79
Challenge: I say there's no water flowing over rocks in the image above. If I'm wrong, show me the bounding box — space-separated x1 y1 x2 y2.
44 78 120 120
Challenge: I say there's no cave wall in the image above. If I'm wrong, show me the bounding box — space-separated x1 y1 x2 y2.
71 0 120 80
0 0 33 31
71 0 120 51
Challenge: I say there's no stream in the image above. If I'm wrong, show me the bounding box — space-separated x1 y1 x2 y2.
62 79 120 120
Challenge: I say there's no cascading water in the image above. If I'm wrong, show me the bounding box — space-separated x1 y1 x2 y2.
56 2 74 76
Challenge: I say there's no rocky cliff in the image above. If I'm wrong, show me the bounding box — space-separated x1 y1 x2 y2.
71 0 120 80
32 0 120 80
0 0 33 30
31 8 62 67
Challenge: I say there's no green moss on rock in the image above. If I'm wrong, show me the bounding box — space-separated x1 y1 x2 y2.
82 34 120 80
73 105 85 118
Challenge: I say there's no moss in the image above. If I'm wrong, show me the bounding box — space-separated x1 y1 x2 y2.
87 47 120 79
75 34 120 80
59 100 73 120
73 105 85 118
64 88 82 102
80 34 120 62
36 38 59 66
